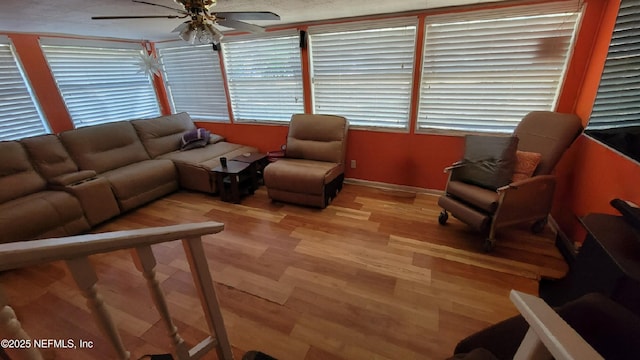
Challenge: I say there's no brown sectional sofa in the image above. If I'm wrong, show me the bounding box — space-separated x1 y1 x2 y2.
0 112 257 244
59 121 180 212
20 134 120 227
131 112 256 194
0 141 90 243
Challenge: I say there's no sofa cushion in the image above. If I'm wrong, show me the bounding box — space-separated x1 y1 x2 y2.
0 141 47 204
286 114 348 163
49 170 98 187
512 150 542 183
131 112 196 158
21 134 79 180
456 135 519 190
514 111 583 176
159 141 250 164
158 142 257 193
0 191 90 244
99 159 178 211
60 121 150 173
263 159 343 195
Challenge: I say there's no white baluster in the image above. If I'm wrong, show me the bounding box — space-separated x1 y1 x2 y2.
66 257 130 360
182 236 234 360
0 287 43 360
133 245 189 360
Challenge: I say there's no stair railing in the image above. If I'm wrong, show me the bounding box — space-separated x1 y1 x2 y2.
0 222 233 360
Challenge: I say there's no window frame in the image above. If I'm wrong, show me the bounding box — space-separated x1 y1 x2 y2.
587 0 640 130
39 38 161 128
0 35 50 141
415 2 583 135
156 41 230 122
308 18 419 131
221 30 304 124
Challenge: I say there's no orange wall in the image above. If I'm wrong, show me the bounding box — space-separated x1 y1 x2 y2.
5 0 638 245
552 0 640 245
199 122 464 189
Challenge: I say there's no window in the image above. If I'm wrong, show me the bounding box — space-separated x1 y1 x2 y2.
309 19 417 129
588 0 640 129
586 0 640 163
40 39 160 127
222 32 304 123
0 37 49 141
157 43 229 122
417 3 582 133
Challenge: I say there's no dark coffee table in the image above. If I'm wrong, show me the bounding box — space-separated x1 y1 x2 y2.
231 153 269 184
212 160 258 203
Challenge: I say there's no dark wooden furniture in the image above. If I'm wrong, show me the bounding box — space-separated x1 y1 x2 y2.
231 153 269 184
539 213 640 314
212 160 257 203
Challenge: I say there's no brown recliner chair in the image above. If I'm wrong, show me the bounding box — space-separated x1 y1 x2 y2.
438 111 583 251
263 114 348 208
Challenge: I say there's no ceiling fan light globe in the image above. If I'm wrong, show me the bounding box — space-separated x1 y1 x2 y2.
213 31 224 44
205 23 224 44
179 25 197 44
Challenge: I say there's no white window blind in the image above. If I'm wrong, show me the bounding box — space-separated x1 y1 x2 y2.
40 39 160 127
588 0 640 129
222 32 304 123
157 43 229 122
0 37 49 140
417 2 582 133
309 19 417 129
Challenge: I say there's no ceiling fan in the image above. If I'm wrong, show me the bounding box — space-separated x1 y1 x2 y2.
92 0 280 45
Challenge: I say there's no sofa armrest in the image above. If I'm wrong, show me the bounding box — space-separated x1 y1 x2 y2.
209 134 225 144
49 170 98 187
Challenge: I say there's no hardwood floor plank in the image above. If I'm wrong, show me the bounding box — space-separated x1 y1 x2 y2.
293 232 431 284
0 183 568 359
291 313 426 360
222 310 310 360
303 346 347 360
214 266 294 305
389 234 554 279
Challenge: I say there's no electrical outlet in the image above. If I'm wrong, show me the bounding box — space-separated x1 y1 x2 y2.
350 160 356 169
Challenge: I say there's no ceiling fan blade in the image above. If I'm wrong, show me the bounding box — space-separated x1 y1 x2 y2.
217 19 265 33
216 11 280 21
92 15 185 20
172 21 189 33
132 0 187 14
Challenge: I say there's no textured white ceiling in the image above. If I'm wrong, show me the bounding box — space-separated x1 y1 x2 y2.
0 0 505 41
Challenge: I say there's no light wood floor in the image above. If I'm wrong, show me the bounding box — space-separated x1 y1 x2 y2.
0 183 568 360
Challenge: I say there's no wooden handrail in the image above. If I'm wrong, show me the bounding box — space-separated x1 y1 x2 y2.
0 222 233 360
0 222 224 271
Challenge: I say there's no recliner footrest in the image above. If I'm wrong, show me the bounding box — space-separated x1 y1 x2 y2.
438 195 490 232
